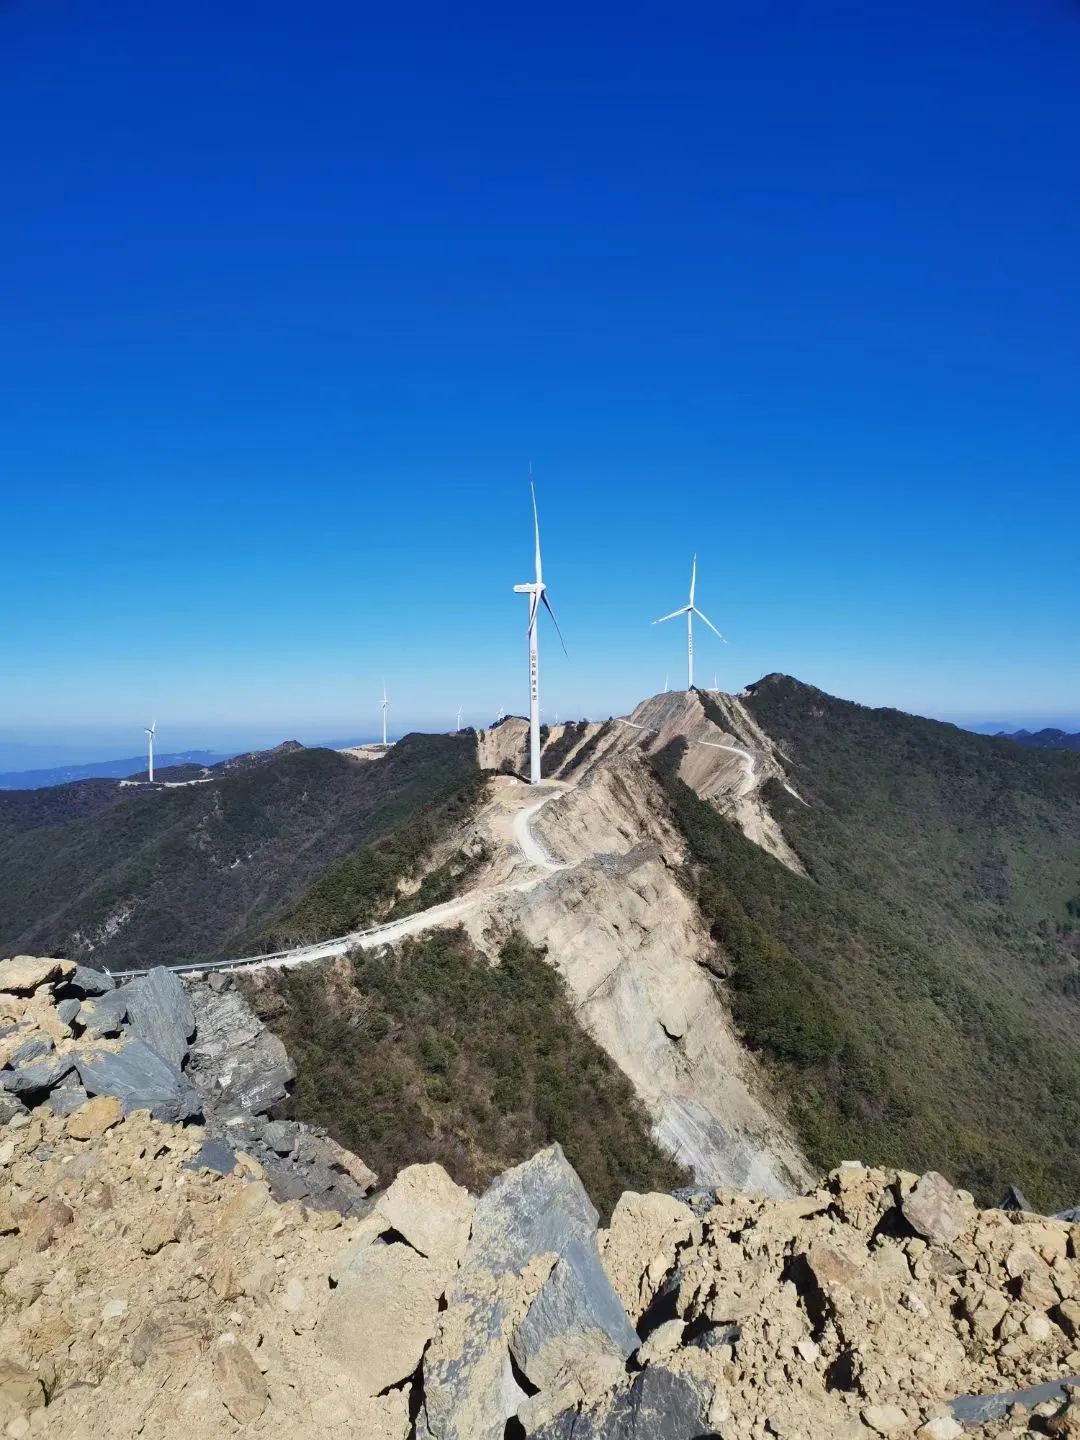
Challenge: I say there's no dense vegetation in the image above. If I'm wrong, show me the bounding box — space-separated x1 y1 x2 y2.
245 927 687 1218
0 733 480 969
654 676 1080 1210
252 768 489 948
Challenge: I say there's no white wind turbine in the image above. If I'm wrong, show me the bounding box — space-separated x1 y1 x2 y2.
456 705 463 731
512 470 565 784
145 721 156 783
381 680 389 747
652 554 726 690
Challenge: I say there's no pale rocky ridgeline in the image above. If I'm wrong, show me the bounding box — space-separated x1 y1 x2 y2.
458 690 815 1193
5 973 1080 1437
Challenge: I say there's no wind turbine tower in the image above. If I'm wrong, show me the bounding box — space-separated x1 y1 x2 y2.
145 721 156 783
456 705 463 731
381 681 389 747
652 554 726 690
512 470 565 784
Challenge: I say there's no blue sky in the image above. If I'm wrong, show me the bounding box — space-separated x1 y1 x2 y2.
2 0 1078 757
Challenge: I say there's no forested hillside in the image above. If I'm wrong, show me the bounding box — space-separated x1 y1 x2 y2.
0 733 480 969
654 676 1080 1210
244 927 688 1217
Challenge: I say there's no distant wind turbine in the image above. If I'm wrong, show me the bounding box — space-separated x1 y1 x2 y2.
456 705 463 731
652 554 726 690
145 721 156 783
381 681 389 747
664 672 669 694
512 469 566 784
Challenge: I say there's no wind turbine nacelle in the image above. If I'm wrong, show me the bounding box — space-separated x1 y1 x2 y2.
513 583 540 594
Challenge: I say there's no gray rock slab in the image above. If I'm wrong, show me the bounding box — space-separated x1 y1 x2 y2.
0 1092 29 1123
185 985 295 1115
262 1119 298 1155
45 1085 91 1117
63 965 116 997
951 1375 1080 1424
74 1038 201 1123
122 966 196 1069
9 1034 54 1067
901 1171 971 1246
423 1145 634 1440
534 1364 712 1439
78 989 129 1037
56 998 82 1026
511 1240 638 1391
183 1139 238 1176
467 1143 604 1277
1 1052 75 1095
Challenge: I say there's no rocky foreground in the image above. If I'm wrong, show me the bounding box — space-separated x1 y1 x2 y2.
3 959 1080 1437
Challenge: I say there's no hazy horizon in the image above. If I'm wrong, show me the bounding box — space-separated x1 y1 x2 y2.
3 679 1078 775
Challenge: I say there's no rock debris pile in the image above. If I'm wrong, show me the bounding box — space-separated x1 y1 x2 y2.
4 957 1080 1438
0 954 375 1214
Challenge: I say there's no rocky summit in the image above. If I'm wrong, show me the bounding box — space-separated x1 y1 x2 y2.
4 964 1080 1436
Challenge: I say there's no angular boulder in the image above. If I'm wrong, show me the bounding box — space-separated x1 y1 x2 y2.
74 1038 201 1123
8 1034 54 1067
66 1094 124 1140
0 1092 28 1123
600 1191 700 1324
55 998 82 1027
1 1051 75 1096
78 989 129 1038
62 964 116 997
0 955 74 994
374 1163 475 1266
262 1119 298 1155
512 1248 638 1429
122 967 195 1069
321 1239 448 1395
422 1145 637 1440
45 1085 91 1117
902 1172 972 1247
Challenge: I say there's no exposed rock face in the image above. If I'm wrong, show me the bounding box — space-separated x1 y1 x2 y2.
184 980 296 1117
472 751 811 1194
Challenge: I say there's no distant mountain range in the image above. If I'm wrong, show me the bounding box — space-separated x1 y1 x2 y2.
0 732 479 969
996 728 1080 752
0 750 235 790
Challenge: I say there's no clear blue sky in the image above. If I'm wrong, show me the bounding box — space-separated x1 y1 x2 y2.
2 0 1078 758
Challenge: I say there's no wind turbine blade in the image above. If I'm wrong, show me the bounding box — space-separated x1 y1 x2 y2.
689 554 697 606
528 590 540 631
530 472 542 585
692 607 727 641
651 605 690 625
540 592 567 655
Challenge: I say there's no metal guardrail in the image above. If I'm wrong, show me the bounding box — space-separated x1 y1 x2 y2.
109 918 394 980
